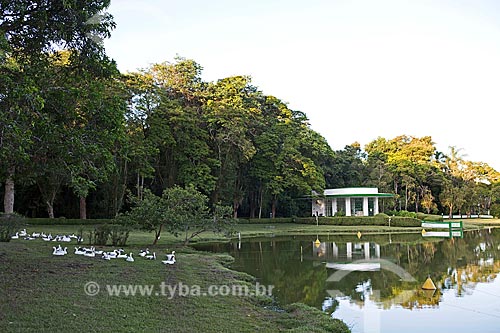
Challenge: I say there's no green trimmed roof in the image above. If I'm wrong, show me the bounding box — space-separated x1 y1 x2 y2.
324 193 394 198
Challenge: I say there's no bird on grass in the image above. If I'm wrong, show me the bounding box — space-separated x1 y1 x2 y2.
52 246 67 256
162 251 176 265
145 252 156 260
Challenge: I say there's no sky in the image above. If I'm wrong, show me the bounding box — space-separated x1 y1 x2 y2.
104 0 500 171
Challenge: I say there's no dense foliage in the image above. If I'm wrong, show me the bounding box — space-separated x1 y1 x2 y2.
1 1 499 220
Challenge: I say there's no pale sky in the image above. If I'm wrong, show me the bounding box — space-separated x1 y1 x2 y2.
104 0 500 171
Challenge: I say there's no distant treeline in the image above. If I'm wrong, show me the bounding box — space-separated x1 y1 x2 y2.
1 2 499 220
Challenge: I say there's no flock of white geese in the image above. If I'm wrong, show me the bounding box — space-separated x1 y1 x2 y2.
12 228 176 265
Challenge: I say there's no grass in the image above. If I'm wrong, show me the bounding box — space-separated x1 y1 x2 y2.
0 226 350 333
3 219 499 332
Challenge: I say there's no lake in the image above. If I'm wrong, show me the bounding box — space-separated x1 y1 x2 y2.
196 229 500 333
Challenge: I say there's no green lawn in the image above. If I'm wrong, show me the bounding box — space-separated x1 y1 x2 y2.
3 219 498 332
0 225 350 333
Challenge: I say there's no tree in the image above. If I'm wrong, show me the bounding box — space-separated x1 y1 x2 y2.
27 51 123 218
162 185 235 245
124 189 166 245
0 0 116 214
124 186 235 245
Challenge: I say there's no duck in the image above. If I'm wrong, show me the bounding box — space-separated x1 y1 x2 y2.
162 252 176 265
145 252 156 260
42 234 53 241
106 251 117 259
165 251 176 261
126 253 134 262
74 247 86 255
52 246 67 256
11 232 19 240
83 249 95 257
61 235 72 242
102 252 112 260
139 248 150 257
116 249 128 259
19 229 27 237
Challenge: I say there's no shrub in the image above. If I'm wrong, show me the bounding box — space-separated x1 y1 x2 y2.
490 203 500 218
93 224 111 245
398 210 418 218
0 213 23 242
23 218 112 225
110 224 131 246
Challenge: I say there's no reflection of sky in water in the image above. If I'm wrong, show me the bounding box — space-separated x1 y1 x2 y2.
327 275 500 333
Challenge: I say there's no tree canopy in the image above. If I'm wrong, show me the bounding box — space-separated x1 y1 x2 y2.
1 1 499 220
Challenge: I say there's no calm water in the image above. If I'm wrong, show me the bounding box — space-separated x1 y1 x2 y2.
196 230 500 333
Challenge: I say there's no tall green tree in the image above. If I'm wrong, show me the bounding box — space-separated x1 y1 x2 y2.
0 0 116 214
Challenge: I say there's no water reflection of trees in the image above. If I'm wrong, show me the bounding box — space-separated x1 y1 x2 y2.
203 228 500 310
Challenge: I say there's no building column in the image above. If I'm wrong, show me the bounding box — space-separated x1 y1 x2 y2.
375 243 380 258
364 242 370 259
374 197 379 215
346 242 352 259
332 198 337 216
345 198 351 216
363 197 369 216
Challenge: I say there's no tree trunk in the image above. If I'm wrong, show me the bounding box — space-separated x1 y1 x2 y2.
404 184 408 211
79 196 87 219
153 224 163 245
3 167 15 214
271 195 277 218
233 200 239 219
249 191 256 219
47 201 54 219
258 186 264 219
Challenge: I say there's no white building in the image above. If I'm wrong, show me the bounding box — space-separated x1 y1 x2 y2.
311 187 393 217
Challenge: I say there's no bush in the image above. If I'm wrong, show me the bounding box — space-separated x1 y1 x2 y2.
417 213 443 221
490 203 500 218
23 218 112 225
398 210 418 218
237 217 293 224
92 224 111 245
0 213 23 242
110 224 131 246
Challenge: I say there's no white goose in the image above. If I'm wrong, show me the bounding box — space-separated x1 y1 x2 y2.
145 252 156 260
52 246 67 256
116 249 128 259
11 232 19 240
83 249 95 257
74 247 86 255
162 251 176 265
139 248 150 257
126 253 134 262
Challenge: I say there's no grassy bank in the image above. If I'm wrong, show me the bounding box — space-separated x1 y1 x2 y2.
0 232 349 333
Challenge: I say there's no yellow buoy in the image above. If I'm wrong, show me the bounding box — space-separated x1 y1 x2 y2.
422 289 436 299
357 231 362 239
314 238 321 248
421 228 427 235
422 277 437 290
